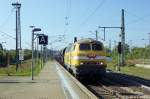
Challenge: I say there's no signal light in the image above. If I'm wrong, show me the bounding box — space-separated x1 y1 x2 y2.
118 42 122 54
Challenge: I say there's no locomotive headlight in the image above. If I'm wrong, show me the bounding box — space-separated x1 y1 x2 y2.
72 56 88 60
72 56 79 60
80 62 84 65
100 62 104 65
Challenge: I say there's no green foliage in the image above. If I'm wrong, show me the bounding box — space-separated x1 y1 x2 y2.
107 62 150 80
9 50 16 64
0 50 7 66
0 59 42 76
111 44 150 61
0 49 32 67
107 44 150 80
24 49 32 60
127 46 150 59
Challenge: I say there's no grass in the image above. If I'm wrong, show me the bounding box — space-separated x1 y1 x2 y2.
107 62 150 80
0 59 43 76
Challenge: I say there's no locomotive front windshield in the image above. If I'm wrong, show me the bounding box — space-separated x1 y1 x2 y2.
92 43 103 51
79 43 103 51
79 44 90 50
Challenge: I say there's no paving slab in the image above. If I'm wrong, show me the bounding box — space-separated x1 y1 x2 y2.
0 61 98 99
0 61 66 99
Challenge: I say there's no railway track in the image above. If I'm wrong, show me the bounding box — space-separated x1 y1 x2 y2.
84 72 150 99
57 60 150 98
105 72 150 95
116 72 150 87
86 79 148 98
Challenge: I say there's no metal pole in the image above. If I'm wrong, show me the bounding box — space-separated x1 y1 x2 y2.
37 37 39 60
130 40 132 59
31 30 34 80
95 30 98 40
41 45 43 68
7 52 10 67
109 39 111 50
104 28 105 41
98 26 121 41
45 46 47 62
12 2 21 71
114 40 117 70
148 33 150 49
34 42 36 59
149 33 150 59
121 9 125 66
15 9 19 71
18 6 21 50
144 42 146 64
18 5 21 67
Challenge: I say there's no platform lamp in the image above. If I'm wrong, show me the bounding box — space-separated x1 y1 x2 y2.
31 27 41 80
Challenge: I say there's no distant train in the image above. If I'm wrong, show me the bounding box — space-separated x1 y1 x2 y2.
59 38 107 79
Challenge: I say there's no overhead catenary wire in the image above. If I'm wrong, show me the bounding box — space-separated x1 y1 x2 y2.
0 30 16 40
63 0 72 43
66 0 71 22
0 4 30 48
0 30 31 48
79 0 107 28
64 0 71 30
0 8 15 28
125 10 150 26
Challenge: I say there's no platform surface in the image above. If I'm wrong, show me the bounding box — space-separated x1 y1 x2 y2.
0 61 97 99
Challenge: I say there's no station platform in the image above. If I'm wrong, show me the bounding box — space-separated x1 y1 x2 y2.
0 60 98 99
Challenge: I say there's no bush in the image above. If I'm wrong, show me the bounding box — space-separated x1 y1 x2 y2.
126 60 135 67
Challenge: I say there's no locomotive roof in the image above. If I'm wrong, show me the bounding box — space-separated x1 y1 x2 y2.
75 38 102 44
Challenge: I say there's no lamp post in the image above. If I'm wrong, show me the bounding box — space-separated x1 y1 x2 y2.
31 28 41 80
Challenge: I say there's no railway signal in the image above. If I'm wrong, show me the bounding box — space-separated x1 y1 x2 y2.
98 9 125 67
118 42 122 54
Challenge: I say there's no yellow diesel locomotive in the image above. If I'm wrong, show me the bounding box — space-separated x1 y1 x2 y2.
63 38 107 78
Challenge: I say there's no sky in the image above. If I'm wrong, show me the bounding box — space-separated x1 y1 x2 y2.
0 0 150 50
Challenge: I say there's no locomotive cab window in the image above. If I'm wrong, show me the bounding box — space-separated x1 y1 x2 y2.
79 43 91 50
92 43 103 51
